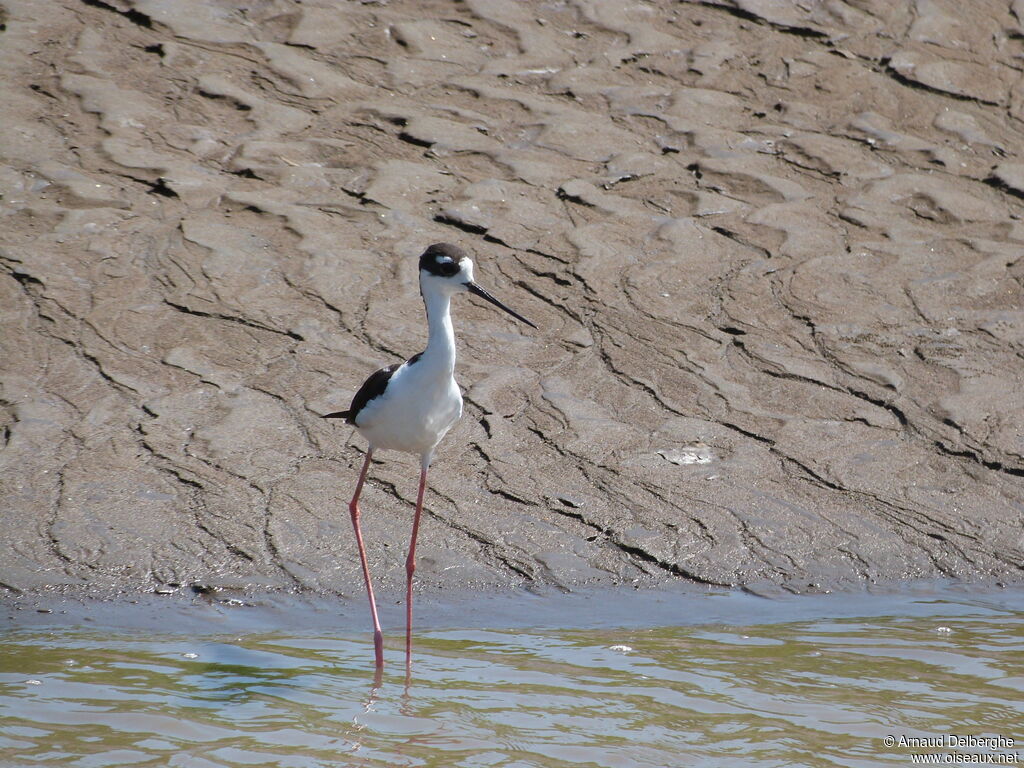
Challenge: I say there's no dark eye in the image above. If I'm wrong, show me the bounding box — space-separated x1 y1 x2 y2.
436 258 460 276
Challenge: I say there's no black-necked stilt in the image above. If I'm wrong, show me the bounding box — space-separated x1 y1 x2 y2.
325 243 536 669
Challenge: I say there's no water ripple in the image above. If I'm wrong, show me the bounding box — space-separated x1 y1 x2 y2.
2 596 1023 767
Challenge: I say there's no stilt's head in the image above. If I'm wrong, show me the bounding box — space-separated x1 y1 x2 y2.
418 243 537 328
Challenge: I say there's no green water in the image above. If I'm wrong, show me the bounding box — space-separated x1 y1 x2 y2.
1 589 1022 767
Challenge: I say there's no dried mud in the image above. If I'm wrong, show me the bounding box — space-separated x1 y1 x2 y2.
2 0 1023 603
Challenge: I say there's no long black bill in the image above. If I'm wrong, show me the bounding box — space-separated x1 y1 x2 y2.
466 282 537 329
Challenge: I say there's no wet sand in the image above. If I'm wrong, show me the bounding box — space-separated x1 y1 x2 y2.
2 0 1023 603
7 580 1024 636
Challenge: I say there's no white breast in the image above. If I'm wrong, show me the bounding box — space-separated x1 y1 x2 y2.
354 359 463 457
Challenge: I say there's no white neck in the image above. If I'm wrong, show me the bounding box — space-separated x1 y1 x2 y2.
421 286 456 373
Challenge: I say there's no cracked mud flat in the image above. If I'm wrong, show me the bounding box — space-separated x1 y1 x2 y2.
1 0 1023 605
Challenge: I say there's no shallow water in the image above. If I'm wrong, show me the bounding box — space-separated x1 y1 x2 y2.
2 588 1023 767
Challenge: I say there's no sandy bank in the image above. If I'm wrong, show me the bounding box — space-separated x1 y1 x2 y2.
2 0 1023 602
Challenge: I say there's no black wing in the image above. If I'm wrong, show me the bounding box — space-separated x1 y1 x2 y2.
324 353 422 425
324 363 401 425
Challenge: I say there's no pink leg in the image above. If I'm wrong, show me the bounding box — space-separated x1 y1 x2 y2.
350 449 384 668
405 464 428 667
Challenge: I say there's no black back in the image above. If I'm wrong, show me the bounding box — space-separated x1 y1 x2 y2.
419 243 467 277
